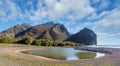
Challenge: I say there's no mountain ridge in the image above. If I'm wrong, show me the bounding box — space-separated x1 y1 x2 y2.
0 22 97 45
0 23 31 38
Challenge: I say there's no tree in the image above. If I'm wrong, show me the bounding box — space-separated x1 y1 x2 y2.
17 36 33 45
32 40 41 46
32 39 53 46
0 37 14 44
25 36 33 45
57 42 64 46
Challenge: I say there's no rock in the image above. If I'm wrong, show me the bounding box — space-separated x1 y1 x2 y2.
65 28 97 45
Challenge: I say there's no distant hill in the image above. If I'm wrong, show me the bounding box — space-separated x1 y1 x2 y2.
65 28 97 45
0 23 31 38
0 22 97 45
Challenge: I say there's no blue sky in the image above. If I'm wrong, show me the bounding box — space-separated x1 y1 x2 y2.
0 0 120 45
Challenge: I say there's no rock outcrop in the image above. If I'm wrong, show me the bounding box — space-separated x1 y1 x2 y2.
65 28 97 45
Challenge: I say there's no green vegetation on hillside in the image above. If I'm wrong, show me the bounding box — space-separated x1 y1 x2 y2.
0 36 82 46
17 36 33 45
31 39 81 46
0 36 15 44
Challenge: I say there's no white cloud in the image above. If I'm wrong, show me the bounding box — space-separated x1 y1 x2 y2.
49 2 69 19
0 0 95 23
6 0 21 18
44 0 58 9
91 8 120 45
66 0 95 21
0 0 22 22
93 8 120 32
45 0 95 20
73 8 120 45
87 11 109 20
22 0 95 24
90 0 111 10
97 32 119 45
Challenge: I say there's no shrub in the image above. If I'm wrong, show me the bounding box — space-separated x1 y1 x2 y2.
32 39 53 46
40 39 47 46
32 40 41 46
17 36 33 45
63 41 76 46
54 41 76 47
45 40 53 46
57 42 64 46
0 37 15 44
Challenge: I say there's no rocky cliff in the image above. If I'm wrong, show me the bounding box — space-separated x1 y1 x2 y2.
65 28 97 45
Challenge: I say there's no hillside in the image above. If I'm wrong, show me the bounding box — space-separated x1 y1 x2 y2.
0 22 70 42
0 23 31 38
65 28 97 45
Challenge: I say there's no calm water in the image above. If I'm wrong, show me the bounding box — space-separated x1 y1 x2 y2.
23 47 105 60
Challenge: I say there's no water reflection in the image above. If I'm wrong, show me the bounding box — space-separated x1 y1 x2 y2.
95 53 105 58
23 47 105 60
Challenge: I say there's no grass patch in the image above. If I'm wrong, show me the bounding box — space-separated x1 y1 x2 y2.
0 43 8 48
76 52 96 59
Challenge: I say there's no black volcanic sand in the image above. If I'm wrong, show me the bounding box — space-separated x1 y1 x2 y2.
0 44 120 66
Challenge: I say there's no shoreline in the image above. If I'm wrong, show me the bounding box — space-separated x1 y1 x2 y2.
0 44 120 66
7 45 120 61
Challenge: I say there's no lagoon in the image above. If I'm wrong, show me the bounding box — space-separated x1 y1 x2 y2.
23 47 105 60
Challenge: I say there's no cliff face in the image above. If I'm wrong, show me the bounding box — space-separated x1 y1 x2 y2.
65 28 97 45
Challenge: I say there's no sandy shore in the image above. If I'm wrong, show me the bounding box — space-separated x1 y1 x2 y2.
0 44 59 61
0 44 120 66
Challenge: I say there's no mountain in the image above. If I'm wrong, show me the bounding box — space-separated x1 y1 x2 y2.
15 22 70 42
0 23 31 38
0 22 97 45
65 28 97 45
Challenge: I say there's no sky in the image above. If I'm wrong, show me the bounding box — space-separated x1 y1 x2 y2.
0 0 120 45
